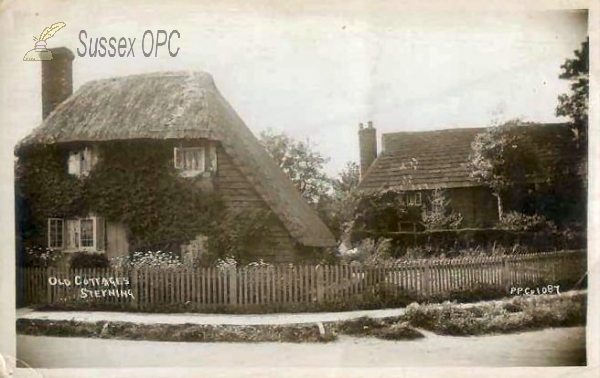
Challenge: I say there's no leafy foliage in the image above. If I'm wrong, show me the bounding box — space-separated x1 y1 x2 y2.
16 141 275 263
421 189 463 230
350 188 421 238
110 250 183 269
22 246 62 267
15 145 87 247
314 161 362 240
84 141 225 252
205 208 276 265
556 38 589 145
468 119 541 218
497 211 557 232
69 252 110 269
259 129 332 205
259 128 362 241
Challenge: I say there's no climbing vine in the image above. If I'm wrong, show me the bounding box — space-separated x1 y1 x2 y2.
15 140 268 259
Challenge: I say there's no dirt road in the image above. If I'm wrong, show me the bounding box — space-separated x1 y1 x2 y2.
17 326 585 368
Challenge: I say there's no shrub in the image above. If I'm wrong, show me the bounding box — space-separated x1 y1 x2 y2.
110 250 183 269
372 322 425 340
498 212 557 232
421 189 463 230
23 246 62 267
336 316 387 336
70 252 110 269
403 291 586 336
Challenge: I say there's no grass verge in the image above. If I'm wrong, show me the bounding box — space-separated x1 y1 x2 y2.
17 291 586 342
332 316 424 340
402 291 586 336
16 319 337 343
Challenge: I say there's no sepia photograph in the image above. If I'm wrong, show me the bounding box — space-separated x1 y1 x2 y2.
0 1 596 377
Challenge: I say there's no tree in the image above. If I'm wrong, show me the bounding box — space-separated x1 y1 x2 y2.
468 119 541 220
421 188 463 230
334 161 360 196
556 37 589 146
259 129 332 205
324 161 362 239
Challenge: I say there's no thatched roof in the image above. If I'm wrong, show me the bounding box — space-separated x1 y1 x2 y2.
359 123 586 192
17 71 336 248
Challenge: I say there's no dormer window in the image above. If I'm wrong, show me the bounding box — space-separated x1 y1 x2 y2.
174 144 217 177
174 147 205 176
68 147 96 177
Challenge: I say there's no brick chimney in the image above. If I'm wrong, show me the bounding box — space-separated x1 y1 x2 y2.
358 121 377 180
42 47 75 119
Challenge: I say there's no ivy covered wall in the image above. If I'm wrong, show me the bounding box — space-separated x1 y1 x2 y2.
15 139 284 263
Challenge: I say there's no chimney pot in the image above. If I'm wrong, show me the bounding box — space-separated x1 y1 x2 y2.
42 47 74 119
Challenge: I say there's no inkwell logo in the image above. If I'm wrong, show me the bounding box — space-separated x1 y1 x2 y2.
23 22 66 61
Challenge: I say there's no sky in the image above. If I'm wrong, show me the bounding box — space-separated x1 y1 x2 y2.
0 0 589 176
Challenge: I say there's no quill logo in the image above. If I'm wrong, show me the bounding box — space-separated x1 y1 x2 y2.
23 22 66 61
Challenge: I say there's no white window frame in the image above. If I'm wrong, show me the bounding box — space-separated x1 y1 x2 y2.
47 218 64 249
406 192 422 207
68 147 95 178
64 217 99 252
174 147 206 176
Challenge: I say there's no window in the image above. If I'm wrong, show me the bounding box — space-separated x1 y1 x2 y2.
50 216 105 252
406 192 422 207
80 219 95 248
47 218 64 249
174 147 205 173
68 148 96 177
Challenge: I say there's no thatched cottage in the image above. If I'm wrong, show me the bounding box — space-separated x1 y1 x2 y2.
357 121 587 231
15 47 335 263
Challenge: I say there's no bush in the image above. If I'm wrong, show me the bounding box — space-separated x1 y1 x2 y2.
372 322 425 340
351 228 586 257
22 246 62 267
17 319 337 343
498 212 557 232
421 189 463 230
335 316 423 340
69 252 110 269
110 250 183 269
403 291 586 336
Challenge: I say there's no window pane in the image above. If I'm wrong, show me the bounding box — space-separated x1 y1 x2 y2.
48 219 63 248
81 219 94 247
184 150 192 170
68 154 80 176
174 148 182 168
66 220 79 249
193 150 200 170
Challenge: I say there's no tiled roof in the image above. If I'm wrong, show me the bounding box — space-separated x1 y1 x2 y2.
359 123 585 192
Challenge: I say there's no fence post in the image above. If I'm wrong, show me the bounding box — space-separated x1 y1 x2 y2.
316 265 325 303
228 267 238 306
501 256 509 290
131 268 139 309
46 267 53 304
422 261 431 297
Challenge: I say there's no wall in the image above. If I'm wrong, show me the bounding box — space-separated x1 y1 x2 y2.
448 186 499 227
215 145 300 263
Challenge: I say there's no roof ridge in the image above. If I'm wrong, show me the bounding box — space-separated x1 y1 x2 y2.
81 70 215 87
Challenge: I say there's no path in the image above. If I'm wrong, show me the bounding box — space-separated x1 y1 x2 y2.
16 306 406 325
17 326 585 368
